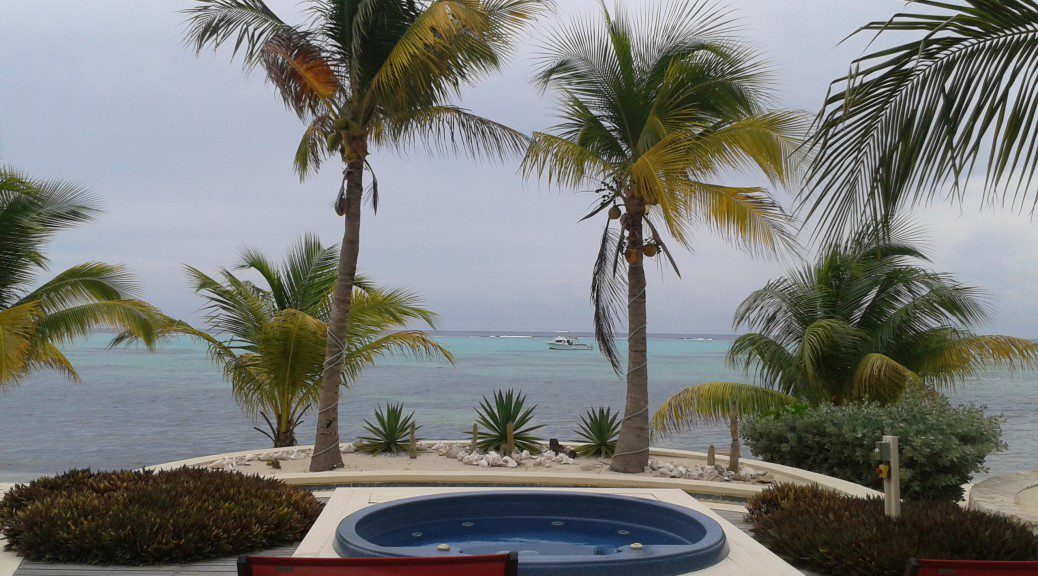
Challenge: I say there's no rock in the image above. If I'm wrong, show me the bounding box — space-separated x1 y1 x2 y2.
644 466 652 474
502 456 518 468
554 453 573 465
477 459 489 467
648 459 661 471
209 461 227 470
244 453 258 462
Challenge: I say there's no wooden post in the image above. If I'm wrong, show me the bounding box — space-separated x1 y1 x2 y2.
706 445 716 467
470 423 478 453
727 401 740 474
505 422 515 457
885 435 901 518
408 423 417 459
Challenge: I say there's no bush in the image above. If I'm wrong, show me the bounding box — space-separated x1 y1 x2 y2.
475 389 544 453
747 484 1038 576
357 403 419 455
573 406 620 457
0 468 323 565
741 390 1005 501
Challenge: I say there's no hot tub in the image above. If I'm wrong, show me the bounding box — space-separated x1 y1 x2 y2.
334 491 729 576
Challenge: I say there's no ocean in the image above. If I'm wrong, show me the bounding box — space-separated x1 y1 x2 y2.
1 332 1035 483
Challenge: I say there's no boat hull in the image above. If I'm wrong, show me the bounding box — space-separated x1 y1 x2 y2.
547 343 593 350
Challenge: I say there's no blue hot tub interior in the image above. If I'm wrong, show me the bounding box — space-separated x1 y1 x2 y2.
334 491 729 576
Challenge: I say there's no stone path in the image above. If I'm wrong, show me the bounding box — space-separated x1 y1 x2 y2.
969 470 1038 527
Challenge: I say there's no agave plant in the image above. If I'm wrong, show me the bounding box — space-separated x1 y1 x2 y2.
475 389 544 454
357 403 419 455
573 407 620 458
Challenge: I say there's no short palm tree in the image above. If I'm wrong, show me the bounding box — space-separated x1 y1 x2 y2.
653 224 1038 434
116 235 451 447
802 0 1038 239
0 167 160 389
185 0 544 470
523 0 801 472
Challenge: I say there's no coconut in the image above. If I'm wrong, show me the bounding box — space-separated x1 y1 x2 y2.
608 206 622 220
643 244 658 257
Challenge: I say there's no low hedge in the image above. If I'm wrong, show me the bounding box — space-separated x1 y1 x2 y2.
747 484 1038 576
0 468 323 565
741 390 1004 501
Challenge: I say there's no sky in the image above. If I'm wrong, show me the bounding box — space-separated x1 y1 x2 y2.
1 0 1037 337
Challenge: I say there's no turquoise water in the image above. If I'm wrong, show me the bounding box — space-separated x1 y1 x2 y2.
1 332 1035 482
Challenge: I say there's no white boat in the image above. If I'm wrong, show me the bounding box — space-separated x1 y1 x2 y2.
547 335 593 350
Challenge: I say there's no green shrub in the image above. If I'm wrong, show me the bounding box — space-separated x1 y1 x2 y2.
475 389 544 453
741 390 1005 501
747 484 1038 576
357 403 419 455
573 406 620 457
0 468 322 565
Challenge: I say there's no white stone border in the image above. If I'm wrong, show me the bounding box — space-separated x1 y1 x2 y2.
296 487 806 576
150 442 880 499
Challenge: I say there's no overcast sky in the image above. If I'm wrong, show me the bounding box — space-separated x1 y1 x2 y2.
2 0 1037 336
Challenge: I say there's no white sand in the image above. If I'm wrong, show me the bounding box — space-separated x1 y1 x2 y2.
1018 486 1038 516
218 448 794 485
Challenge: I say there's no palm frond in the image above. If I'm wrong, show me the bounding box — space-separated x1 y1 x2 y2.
652 382 800 435
183 0 289 67
15 263 138 313
375 105 530 161
366 0 546 113
0 302 44 387
261 30 340 117
802 0 1038 240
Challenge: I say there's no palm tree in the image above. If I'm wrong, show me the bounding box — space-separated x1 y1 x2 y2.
116 235 451 447
184 0 544 470
802 0 1038 240
0 167 161 389
652 223 1038 434
523 0 802 472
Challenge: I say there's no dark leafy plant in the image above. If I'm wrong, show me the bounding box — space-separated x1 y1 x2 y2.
741 390 1006 502
573 407 620 458
357 403 419 455
475 389 544 454
747 484 1038 576
0 468 322 565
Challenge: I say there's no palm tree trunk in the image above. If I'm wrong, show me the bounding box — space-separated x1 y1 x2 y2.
274 429 297 448
309 155 365 472
611 201 650 473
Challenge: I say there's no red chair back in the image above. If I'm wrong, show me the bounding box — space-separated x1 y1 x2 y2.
238 554 520 576
905 558 1038 576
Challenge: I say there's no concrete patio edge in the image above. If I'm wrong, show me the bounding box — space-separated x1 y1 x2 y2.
149 443 881 499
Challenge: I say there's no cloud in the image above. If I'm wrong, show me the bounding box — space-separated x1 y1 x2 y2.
1 0 1034 336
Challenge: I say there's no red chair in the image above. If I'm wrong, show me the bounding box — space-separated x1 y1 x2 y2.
904 558 1038 576
238 553 520 576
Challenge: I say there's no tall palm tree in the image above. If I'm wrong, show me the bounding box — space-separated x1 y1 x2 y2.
652 223 1038 434
802 0 1038 240
116 235 450 447
523 0 802 472
0 167 161 389
185 0 544 470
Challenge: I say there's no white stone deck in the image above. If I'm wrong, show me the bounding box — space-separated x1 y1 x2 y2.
297 486 807 576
